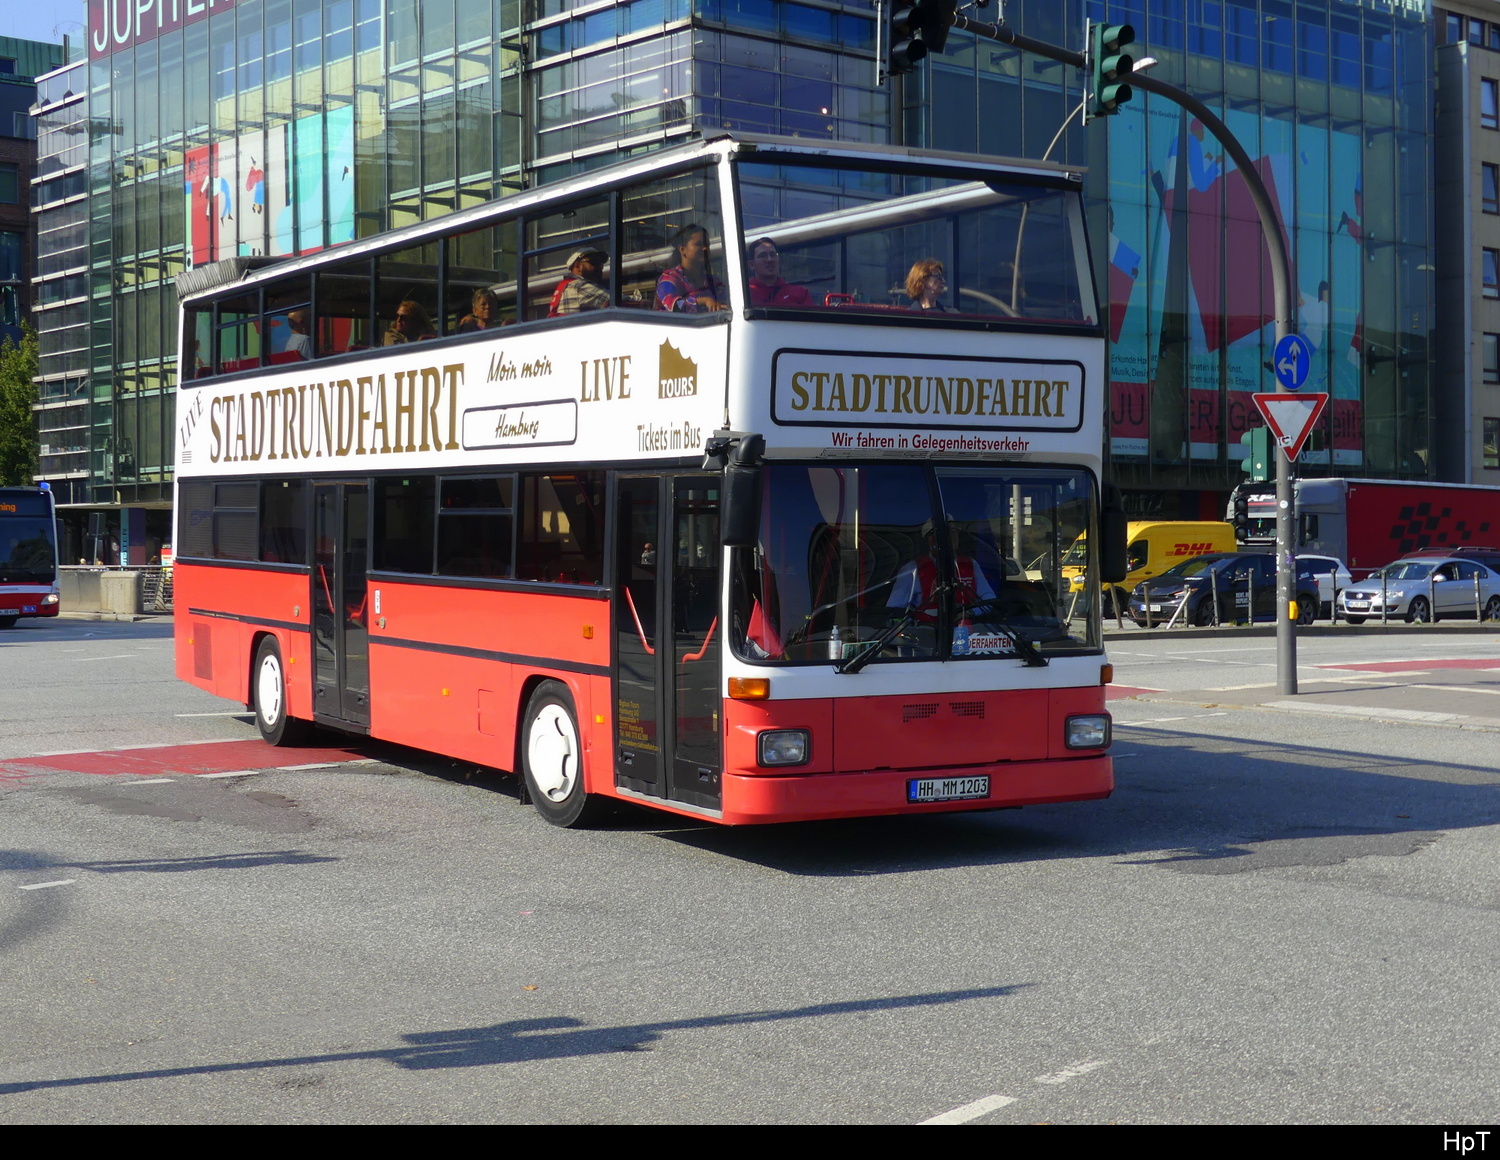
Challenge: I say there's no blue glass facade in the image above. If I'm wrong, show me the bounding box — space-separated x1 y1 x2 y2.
36 0 1435 536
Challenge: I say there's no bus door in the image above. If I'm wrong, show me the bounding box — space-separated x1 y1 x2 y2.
312 482 370 728
613 475 722 813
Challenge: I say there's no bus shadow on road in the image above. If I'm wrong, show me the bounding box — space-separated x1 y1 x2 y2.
0 984 1027 1095
649 728 1500 877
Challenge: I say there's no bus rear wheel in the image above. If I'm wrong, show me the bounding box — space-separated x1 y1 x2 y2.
522 681 607 828
253 636 311 747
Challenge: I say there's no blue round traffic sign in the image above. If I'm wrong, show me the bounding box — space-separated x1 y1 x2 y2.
1273 334 1310 391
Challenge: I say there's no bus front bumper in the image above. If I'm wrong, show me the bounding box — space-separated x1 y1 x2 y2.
719 755 1112 825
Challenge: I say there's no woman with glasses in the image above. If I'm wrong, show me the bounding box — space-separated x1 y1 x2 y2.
906 258 953 313
384 299 437 345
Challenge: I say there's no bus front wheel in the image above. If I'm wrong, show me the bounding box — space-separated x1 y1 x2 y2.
253 636 311 747
0 615 16 629
522 681 607 828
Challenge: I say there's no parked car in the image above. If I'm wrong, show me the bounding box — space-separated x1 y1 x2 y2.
1296 554 1354 618
1127 552 1333 627
1339 556 1500 623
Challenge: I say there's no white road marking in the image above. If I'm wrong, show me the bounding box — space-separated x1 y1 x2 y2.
1204 682 1275 691
1035 1060 1109 1085
1262 700 1462 723
277 762 336 770
122 778 175 785
174 711 253 717
918 1094 1017 1125
18 880 75 891
1112 752 1143 758
1122 712 1229 724
74 654 139 661
1408 683 1500 697
199 770 262 779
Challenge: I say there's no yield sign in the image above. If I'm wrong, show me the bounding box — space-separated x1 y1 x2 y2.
1252 392 1329 461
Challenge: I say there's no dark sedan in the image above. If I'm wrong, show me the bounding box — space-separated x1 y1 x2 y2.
1127 552 1325 628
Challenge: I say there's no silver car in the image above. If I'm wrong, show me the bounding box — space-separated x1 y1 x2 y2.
1339 557 1500 623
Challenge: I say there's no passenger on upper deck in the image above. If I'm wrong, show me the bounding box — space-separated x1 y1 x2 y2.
746 238 811 307
549 249 610 315
285 310 312 359
907 259 953 313
655 224 727 313
457 288 502 332
384 299 438 345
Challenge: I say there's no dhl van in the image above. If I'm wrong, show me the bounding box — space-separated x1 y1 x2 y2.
1065 520 1238 603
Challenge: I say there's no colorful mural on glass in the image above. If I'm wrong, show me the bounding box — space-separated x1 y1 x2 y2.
184 106 355 268
1105 102 1365 468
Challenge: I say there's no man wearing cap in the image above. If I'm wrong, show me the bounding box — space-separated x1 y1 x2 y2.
887 518 997 623
549 249 610 316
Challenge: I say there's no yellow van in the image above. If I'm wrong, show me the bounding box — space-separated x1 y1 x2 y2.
1066 520 1238 604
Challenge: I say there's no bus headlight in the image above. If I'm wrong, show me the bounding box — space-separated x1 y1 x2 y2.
757 729 810 767
1064 714 1111 750
42 593 59 605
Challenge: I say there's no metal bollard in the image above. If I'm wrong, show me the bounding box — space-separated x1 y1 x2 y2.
1477 573 1484 621
1429 572 1437 623
1211 569 1220 627
1381 574 1388 625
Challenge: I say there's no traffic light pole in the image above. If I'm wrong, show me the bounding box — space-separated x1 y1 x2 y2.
950 13 1300 692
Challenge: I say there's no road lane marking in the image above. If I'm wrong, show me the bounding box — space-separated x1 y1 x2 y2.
122 778 175 785
1204 682 1274 691
1407 683 1500 697
277 762 337 770
1035 1060 1109 1084
174 712 254 718
18 880 75 891
199 770 262 779
1262 701 1462 723
74 654 138 661
1121 712 1229 724
919 1094 1017 1125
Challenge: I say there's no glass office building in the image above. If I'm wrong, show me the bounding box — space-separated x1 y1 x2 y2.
34 0 1433 553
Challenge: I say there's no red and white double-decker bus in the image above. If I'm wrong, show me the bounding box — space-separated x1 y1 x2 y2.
0 485 61 628
173 133 1119 826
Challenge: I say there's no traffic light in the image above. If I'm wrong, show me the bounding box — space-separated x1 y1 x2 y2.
1087 22 1136 119
1240 426 1271 482
886 1 957 78
1231 489 1251 536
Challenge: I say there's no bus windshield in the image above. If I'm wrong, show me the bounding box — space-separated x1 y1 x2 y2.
0 519 57 585
732 464 1097 665
737 159 1092 324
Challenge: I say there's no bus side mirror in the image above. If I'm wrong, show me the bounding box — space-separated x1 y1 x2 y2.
1100 484 1128 584
722 465 761 547
708 431 764 549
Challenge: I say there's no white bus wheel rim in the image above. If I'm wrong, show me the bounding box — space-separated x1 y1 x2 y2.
529 705 577 801
258 655 284 725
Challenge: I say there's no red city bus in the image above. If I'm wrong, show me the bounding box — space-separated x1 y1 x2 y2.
0 485 61 628
173 133 1118 826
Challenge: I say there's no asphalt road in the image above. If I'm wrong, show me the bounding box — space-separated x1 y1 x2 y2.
2 616 1500 1125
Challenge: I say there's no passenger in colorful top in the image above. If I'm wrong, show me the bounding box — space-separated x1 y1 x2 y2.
548 249 610 315
746 237 811 306
655 224 728 313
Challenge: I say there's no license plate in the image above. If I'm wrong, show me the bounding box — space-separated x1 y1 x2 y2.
1346 600 1368 609
1146 603 1164 612
907 775 990 804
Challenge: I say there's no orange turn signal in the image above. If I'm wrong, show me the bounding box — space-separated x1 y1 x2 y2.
1100 664 1114 685
728 677 770 700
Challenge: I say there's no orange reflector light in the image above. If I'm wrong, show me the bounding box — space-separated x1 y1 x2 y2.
728 677 770 700
1100 664 1114 685
582 624 594 639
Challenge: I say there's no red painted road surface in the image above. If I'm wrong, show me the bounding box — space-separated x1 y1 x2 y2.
1319 659 1500 673
1107 685 1160 700
0 739 369 781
